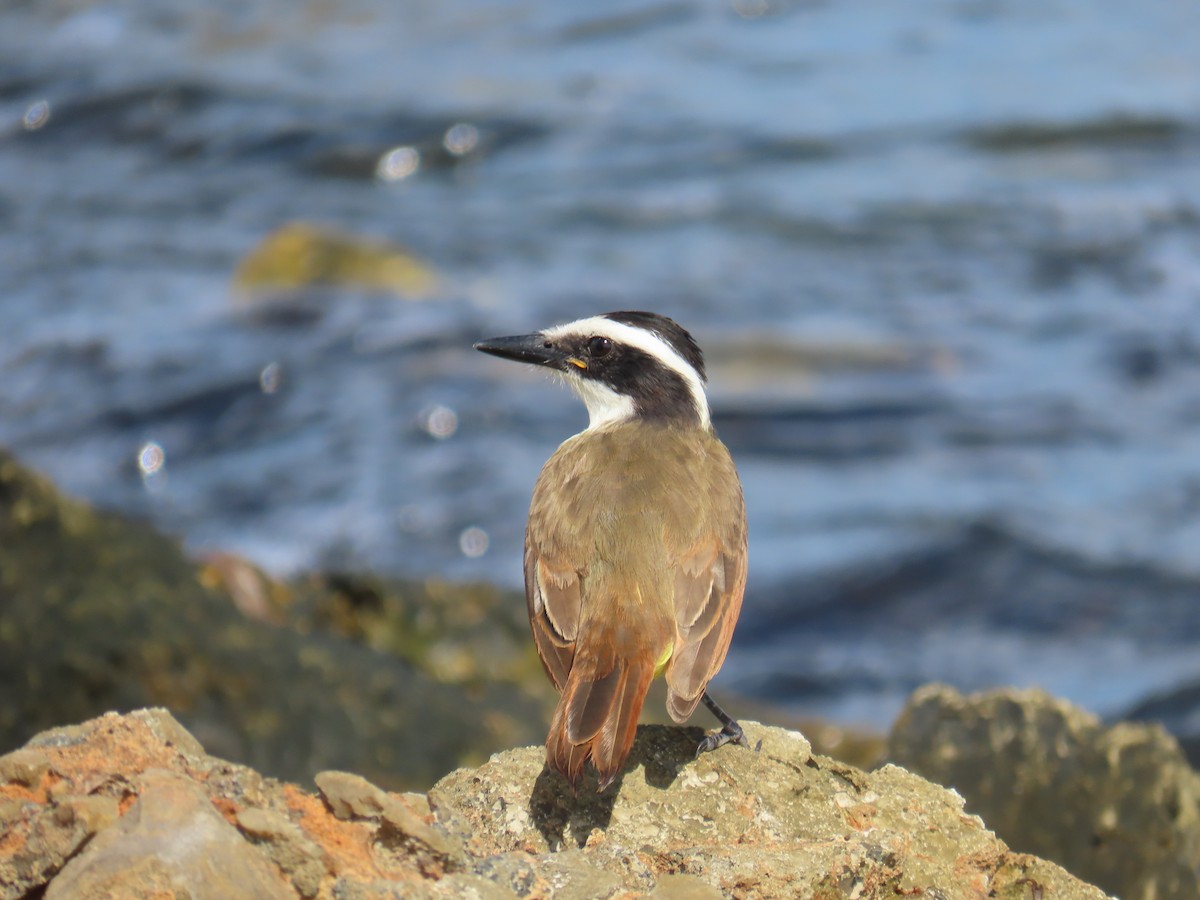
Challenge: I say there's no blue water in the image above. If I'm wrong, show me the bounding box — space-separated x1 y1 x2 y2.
3 1 1200 735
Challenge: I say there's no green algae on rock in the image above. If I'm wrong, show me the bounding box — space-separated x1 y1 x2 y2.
287 571 553 702
233 222 439 300
0 449 545 790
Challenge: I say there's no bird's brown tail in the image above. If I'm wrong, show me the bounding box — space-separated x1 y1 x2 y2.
546 655 655 792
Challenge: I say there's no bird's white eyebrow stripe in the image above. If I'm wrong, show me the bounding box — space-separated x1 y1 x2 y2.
542 316 710 428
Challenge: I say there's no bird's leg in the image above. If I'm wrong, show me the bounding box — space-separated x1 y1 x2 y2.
696 691 751 755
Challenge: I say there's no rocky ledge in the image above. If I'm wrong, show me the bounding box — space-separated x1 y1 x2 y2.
1 708 1106 899
890 684 1200 900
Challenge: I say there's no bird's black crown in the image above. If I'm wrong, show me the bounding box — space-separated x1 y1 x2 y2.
602 311 706 382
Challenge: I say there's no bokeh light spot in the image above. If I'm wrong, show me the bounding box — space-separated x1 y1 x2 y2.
23 100 51 131
420 404 458 439
443 123 479 156
459 526 489 558
376 146 420 182
138 441 165 475
260 361 283 394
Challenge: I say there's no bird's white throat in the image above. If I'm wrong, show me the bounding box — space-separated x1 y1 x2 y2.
569 376 637 430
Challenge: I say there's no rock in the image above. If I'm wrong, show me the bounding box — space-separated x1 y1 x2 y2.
315 770 391 821
232 221 439 300
0 749 50 787
315 770 465 874
46 769 293 900
0 793 119 899
1 708 1111 899
0 709 441 898
648 874 725 899
889 684 1200 900
236 807 328 898
291 570 553 709
430 721 1107 898
0 448 548 789
1122 677 1200 768
532 849 625 899
0 709 247 899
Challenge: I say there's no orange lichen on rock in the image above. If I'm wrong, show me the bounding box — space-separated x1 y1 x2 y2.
0 825 27 858
0 710 412 898
25 711 207 794
210 794 241 826
0 777 49 807
282 782 384 882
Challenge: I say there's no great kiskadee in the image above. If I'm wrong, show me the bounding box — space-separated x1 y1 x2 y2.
474 311 748 791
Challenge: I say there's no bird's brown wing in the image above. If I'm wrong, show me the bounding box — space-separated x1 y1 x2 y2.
664 444 748 723
524 545 580 692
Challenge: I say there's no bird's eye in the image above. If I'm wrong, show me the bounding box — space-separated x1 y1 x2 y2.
588 336 613 358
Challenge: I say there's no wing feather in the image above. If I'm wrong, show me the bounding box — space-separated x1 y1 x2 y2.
664 442 747 723
524 546 580 691
673 540 720 633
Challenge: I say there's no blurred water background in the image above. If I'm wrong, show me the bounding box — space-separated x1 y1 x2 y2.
3 0 1200 740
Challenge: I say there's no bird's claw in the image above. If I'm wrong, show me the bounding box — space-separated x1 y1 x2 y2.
695 720 751 757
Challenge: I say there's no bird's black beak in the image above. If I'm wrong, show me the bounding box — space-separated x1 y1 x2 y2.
473 333 570 369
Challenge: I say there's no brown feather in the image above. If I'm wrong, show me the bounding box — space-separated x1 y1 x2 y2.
592 658 654 790
673 540 720 633
664 440 747 724
524 551 579 690
566 661 622 742
545 700 589 792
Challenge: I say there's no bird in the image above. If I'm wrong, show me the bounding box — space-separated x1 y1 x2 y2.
474 310 748 791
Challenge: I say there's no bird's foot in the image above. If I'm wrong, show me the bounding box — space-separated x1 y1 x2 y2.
696 689 755 756
696 719 750 756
